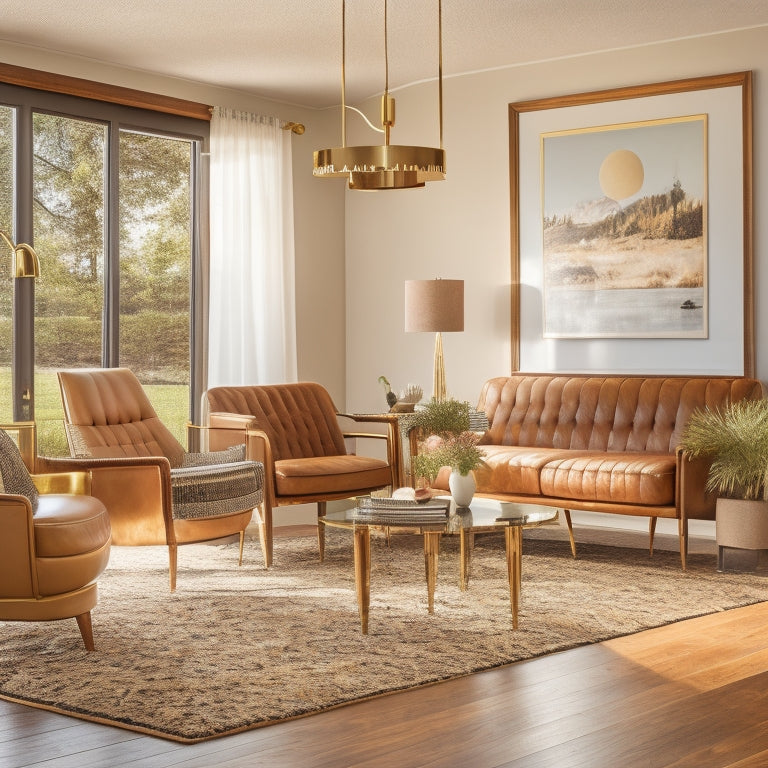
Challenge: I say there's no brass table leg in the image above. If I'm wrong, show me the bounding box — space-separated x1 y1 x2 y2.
317 501 327 562
353 526 371 634
505 525 522 629
459 528 471 591
423 531 442 614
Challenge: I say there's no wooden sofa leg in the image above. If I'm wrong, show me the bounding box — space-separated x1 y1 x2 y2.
563 510 577 558
679 516 688 571
317 501 327 562
649 517 657 557
238 529 246 566
75 612 95 652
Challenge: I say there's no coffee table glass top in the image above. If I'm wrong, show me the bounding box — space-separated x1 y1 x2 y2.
323 496 559 532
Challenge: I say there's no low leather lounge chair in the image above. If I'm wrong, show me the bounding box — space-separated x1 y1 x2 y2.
0 425 111 650
204 382 395 567
53 368 264 591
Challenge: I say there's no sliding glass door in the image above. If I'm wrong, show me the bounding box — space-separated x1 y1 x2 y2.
1 85 206 454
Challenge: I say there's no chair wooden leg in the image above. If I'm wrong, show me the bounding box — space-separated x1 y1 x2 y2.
256 503 273 568
75 612 95 652
168 544 178 592
238 529 245 566
649 516 658 557
563 510 577 558
317 501 327 562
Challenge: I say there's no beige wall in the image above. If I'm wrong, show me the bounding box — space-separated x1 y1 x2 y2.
344 26 768 415
0 41 348 406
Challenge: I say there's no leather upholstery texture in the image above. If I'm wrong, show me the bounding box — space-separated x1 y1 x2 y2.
56 367 264 589
205 382 394 566
0 466 111 650
432 375 765 569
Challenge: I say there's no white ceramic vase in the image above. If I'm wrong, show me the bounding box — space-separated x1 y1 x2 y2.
449 469 476 507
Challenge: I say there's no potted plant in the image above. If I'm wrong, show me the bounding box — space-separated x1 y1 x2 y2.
680 398 768 571
411 398 485 506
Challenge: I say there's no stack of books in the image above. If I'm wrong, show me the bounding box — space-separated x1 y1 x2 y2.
352 495 450 524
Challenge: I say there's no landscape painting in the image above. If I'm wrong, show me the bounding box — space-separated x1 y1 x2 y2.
541 115 707 338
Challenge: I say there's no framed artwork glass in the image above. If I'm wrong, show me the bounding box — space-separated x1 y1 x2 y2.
509 72 753 375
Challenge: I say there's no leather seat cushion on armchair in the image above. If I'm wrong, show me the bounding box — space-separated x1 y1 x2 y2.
32 495 112 596
275 455 391 497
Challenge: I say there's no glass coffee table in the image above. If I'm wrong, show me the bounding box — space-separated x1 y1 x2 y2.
321 496 563 634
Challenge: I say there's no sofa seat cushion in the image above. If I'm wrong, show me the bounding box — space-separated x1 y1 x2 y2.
538 451 676 506
275 455 391 497
474 446 577 496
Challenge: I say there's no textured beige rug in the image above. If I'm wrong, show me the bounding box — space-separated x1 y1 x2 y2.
1 528 766 743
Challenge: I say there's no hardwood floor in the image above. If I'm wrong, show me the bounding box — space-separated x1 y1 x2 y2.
2 525 768 768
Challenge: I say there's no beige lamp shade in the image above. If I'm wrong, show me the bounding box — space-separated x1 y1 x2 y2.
404 279 464 402
404 279 464 332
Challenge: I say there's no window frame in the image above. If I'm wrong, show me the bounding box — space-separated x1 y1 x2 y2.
0 78 210 426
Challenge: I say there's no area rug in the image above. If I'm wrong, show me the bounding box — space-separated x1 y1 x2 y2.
1 528 766 743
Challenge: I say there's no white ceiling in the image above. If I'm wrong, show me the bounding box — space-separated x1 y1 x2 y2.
2 1 768 109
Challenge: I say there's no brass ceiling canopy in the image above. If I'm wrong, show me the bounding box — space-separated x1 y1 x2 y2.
313 0 446 191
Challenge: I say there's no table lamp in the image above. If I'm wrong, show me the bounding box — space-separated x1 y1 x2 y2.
404 279 464 402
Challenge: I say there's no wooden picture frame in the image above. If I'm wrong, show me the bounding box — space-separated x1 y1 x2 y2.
509 71 753 375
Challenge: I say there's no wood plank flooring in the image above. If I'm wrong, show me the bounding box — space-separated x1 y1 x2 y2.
2 525 767 768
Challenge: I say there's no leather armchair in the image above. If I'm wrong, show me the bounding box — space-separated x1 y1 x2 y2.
204 382 395 567
54 368 264 591
0 426 111 651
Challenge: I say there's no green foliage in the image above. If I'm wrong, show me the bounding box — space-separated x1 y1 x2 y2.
411 398 485 482
412 398 471 438
680 399 768 501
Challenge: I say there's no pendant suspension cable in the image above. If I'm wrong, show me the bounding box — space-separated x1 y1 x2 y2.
341 0 347 147
383 0 390 146
438 0 443 149
384 0 389 97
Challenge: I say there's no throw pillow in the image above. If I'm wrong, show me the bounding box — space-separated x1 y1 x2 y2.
0 428 39 512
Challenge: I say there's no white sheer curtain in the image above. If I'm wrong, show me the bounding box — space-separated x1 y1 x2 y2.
208 108 297 388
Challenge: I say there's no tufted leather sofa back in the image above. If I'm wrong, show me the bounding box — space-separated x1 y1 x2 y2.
477 375 764 454
58 368 186 467
205 382 348 461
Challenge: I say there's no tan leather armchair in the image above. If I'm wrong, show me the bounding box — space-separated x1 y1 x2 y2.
53 368 264 591
204 382 395 567
0 426 111 651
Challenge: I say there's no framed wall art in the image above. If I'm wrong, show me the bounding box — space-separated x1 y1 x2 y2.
509 71 753 375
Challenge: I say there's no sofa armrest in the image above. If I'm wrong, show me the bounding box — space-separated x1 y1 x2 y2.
677 446 718 521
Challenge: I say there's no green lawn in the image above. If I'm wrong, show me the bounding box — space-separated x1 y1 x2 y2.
1 368 189 456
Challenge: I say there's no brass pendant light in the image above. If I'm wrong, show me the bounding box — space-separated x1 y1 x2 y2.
313 0 446 190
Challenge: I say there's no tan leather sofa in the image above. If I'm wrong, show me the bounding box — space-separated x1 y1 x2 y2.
429 375 764 568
